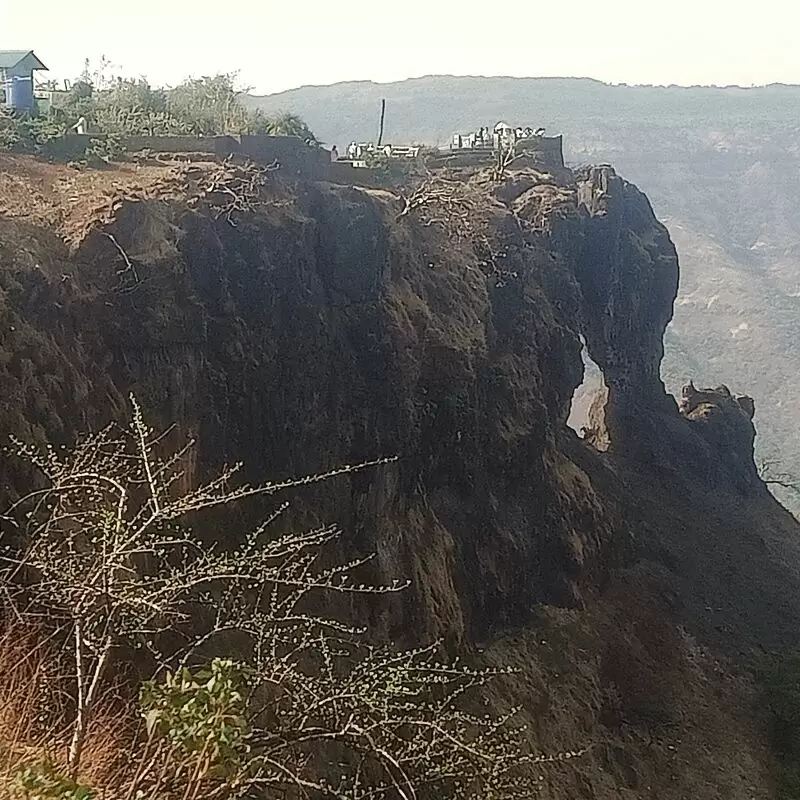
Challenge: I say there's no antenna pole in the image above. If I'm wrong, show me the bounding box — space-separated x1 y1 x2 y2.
377 98 386 147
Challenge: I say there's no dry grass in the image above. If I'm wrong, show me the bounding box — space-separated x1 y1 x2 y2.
0 153 284 253
0 623 136 799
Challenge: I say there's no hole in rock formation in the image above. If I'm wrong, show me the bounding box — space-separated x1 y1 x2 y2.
568 339 609 450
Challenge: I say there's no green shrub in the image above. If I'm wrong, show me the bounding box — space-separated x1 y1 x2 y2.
140 658 250 776
84 133 124 164
13 761 95 800
1 71 318 162
0 110 66 154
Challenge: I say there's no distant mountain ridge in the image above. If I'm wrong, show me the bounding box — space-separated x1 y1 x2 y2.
251 76 800 508
249 75 800 147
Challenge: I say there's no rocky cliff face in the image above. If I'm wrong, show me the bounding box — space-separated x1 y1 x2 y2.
0 162 668 635
1 154 799 798
250 76 800 513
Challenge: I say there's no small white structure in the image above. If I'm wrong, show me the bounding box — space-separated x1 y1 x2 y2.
341 142 420 166
449 121 547 152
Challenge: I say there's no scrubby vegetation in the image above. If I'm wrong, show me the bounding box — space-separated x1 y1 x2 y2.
0 398 566 799
0 64 317 158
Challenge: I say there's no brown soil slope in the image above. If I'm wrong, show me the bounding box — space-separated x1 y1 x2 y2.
0 154 798 797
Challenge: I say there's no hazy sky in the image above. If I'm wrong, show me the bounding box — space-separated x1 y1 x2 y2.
5 0 800 94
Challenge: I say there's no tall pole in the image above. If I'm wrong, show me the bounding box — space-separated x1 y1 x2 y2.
377 98 386 147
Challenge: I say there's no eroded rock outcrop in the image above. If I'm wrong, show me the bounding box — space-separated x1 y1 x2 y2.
678 381 760 491
573 167 679 410
508 165 681 456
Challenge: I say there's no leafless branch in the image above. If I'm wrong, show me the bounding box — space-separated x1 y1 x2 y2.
103 231 140 284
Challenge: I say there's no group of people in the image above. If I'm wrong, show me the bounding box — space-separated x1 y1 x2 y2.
451 127 493 150
328 142 396 162
451 123 547 151
346 142 392 160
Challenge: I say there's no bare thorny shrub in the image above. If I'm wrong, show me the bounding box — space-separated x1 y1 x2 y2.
396 174 487 243
191 157 282 225
0 397 577 799
395 165 534 288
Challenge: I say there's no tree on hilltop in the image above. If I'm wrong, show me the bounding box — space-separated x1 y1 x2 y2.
267 111 319 142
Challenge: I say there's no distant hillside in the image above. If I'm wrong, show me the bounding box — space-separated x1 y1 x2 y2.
248 76 800 149
251 76 800 507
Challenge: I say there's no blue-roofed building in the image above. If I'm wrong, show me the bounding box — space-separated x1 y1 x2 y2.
0 50 47 111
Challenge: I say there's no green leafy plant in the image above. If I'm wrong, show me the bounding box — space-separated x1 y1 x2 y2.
141 659 250 773
167 74 263 136
13 761 95 800
0 110 24 150
0 110 67 154
2 65 319 161
265 111 319 142
85 133 125 164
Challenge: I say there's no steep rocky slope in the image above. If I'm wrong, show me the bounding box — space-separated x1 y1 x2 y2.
1 154 798 797
252 76 800 507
